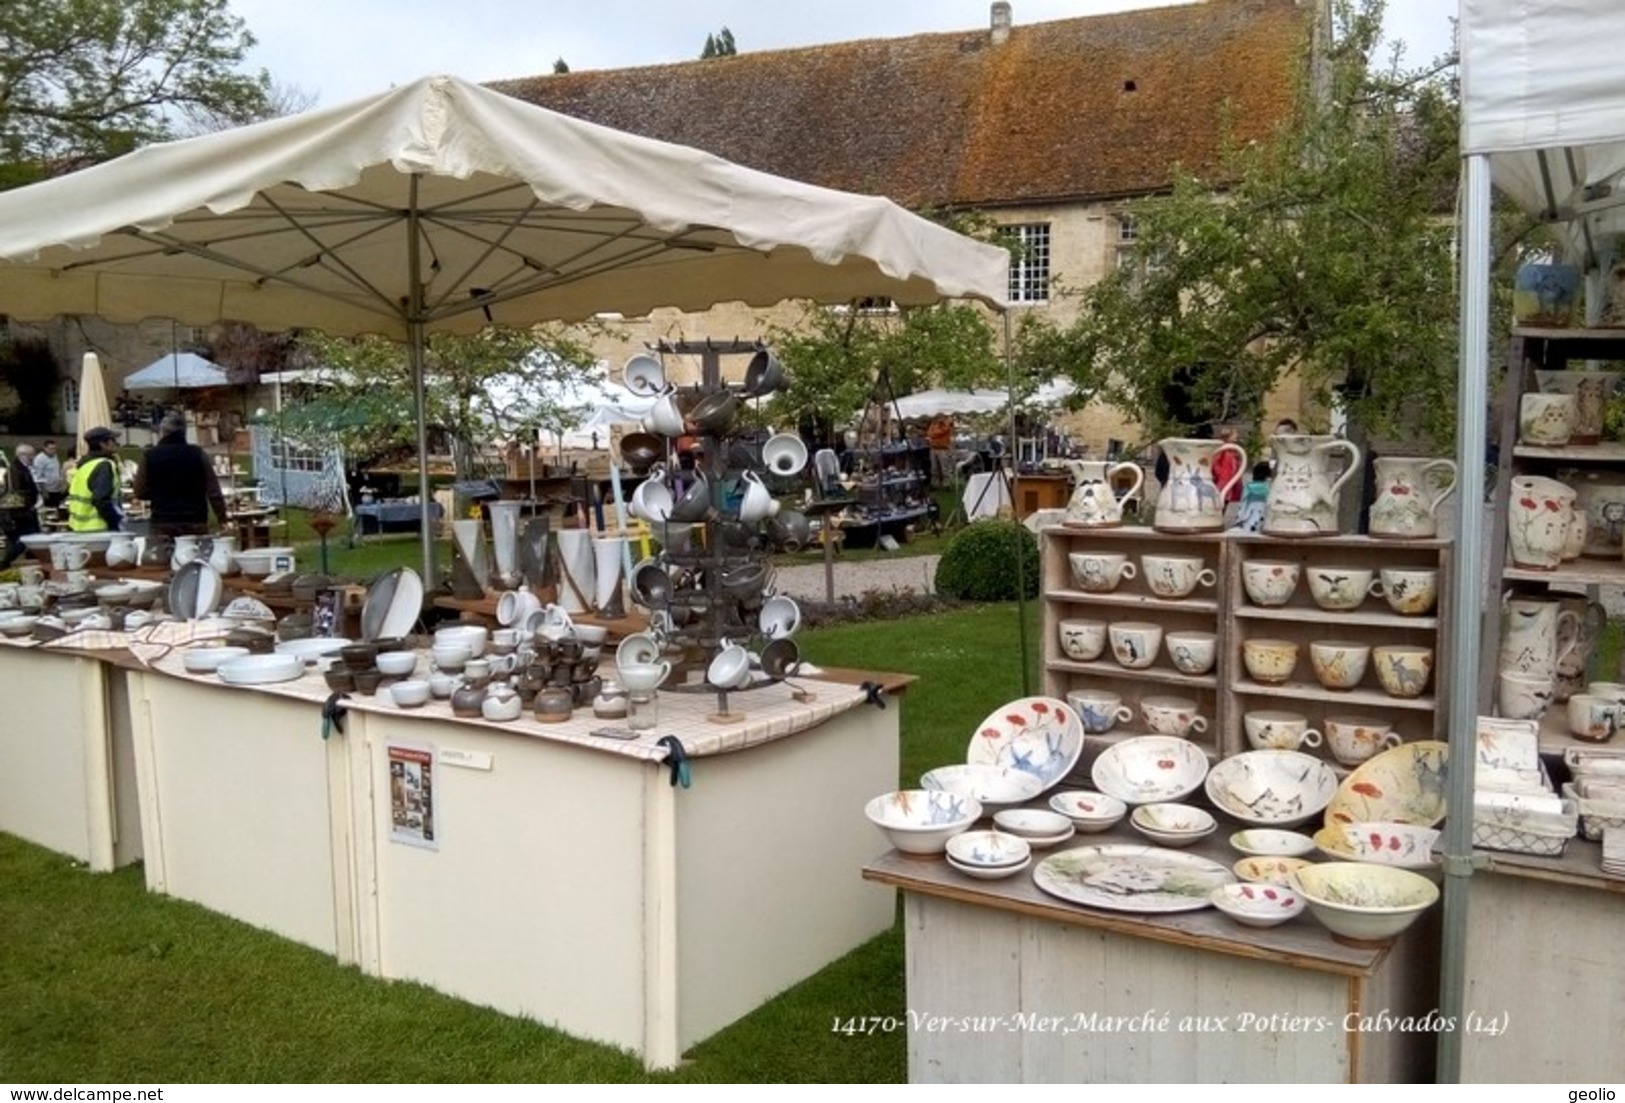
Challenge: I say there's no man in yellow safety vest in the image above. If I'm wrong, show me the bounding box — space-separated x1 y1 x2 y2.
67 426 123 532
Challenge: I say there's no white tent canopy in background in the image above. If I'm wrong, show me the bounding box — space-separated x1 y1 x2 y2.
0 74 1008 582
891 378 1077 419
122 352 230 391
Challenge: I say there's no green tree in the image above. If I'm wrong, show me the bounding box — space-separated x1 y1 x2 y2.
0 0 270 186
552 57 571 75
276 325 607 482
1045 0 1469 449
700 27 737 59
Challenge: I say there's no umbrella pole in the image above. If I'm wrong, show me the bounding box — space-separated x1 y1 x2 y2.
408 179 435 588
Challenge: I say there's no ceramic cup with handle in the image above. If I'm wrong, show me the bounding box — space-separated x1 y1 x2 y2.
1140 554 1217 599
1567 693 1622 742
1140 695 1208 738
1068 552 1136 593
1325 715 1402 766
1243 710 1323 751
1379 567 1438 616
1306 566 1381 611
1067 688 1134 734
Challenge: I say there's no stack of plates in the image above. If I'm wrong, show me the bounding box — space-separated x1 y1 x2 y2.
1602 829 1625 877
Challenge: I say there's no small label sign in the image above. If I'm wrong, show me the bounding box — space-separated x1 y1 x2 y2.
438 748 493 771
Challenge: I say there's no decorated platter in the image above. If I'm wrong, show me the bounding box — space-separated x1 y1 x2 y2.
1204 750 1339 828
965 696 1084 793
1032 844 1235 914
1323 741 1449 827
1089 735 1208 805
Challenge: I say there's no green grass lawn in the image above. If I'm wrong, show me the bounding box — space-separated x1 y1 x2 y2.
0 602 1039 1084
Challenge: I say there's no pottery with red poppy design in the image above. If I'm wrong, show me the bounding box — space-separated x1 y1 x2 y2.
1241 559 1300 606
1506 475 1577 570
1214 880 1308 931
1369 456 1458 539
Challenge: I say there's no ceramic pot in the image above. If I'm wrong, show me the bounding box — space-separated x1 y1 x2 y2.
449 518 488 599
1507 476 1577 571
1062 459 1143 528
592 534 627 617
451 679 487 718
1553 596 1608 702
105 534 139 569
1513 262 1580 327
534 685 575 723
1497 671 1553 721
1263 434 1360 537
1369 457 1457 539
1519 391 1576 446
488 501 524 589
1153 438 1247 532
554 529 596 614
1536 370 1621 444
1563 506 1588 560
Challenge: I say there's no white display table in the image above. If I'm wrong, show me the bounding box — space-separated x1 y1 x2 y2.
120 649 900 1069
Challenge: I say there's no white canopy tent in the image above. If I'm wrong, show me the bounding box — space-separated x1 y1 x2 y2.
1448 0 1625 1081
0 74 1008 581
122 352 230 391
891 378 1077 419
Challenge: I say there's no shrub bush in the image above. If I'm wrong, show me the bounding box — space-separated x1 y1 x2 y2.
934 519 1039 602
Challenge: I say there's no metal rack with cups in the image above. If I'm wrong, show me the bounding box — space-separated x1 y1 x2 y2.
1484 325 1625 755
1039 526 1228 771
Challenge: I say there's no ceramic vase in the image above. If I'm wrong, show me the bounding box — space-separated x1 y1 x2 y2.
1369 456 1457 539
1506 476 1577 570
488 501 524 589
1063 459 1143 527
450 519 488 599
592 534 627 619
1152 438 1247 532
1262 434 1360 537
555 529 596 614
520 514 552 594
1513 262 1581 327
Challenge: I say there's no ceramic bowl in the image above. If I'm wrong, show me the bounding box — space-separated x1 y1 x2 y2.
1090 735 1210 805
182 645 251 674
376 650 419 676
1233 855 1315 886
945 829 1032 869
389 679 431 708
758 595 802 639
1241 560 1300 606
434 624 488 658
945 853 1033 881
1229 828 1317 858
621 353 667 395
1309 640 1371 691
1312 822 1441 870
864 789 982 856
1048 790 1128 832
1107 621 1162 669
1129 802 1216 847
216 653 305 686
1372 645 1434 699
431 643 472 672
1242 638 1299 684
1289 862 1440 943
1164 630 1219 675
991 808 1075 847
1210 881 1306 928
921 763 1044 808
1057 618 1108 661
1204 751 1339 827
964 696 1085 793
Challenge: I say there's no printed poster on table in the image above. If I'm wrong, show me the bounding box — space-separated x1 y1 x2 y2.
388 744 438 850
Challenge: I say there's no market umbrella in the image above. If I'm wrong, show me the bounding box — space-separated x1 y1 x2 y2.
0 75 1009 582
77 353 112 452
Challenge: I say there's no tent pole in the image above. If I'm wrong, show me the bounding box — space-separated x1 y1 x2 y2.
1003 310 1030 696
408 177 436 589
1437 152 1492 1086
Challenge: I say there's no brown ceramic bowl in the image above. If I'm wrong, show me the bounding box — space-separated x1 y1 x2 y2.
323 667 356 693
618 432 665 473
352 669 382 696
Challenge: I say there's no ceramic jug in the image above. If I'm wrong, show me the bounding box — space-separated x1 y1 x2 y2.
1262 434 1360 537
105 534 139 569
1368 456 1458 539
170 534 201 569
1152 438 1247 533
1499 595 1581 682
206 534 236 575
1507 475 1578 570
1553 596 1609 702
1063 459 1143 528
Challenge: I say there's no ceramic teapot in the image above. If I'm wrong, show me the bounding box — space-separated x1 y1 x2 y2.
1152 438 1247 533
1262 434 1360 537
1369 456 1457 539
1062 459 1143 528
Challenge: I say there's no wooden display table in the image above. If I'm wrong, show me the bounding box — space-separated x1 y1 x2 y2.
865 824 1439 1083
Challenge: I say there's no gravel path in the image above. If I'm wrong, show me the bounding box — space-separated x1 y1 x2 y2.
772 553 941 603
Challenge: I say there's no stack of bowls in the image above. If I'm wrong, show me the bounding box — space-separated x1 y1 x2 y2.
1049 790 1128 833
991 808 1076 848
864 789 981 856
944 830 1032 880
1129 802 1216 847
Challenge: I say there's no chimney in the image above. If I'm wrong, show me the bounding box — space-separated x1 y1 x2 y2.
990 2 1012 46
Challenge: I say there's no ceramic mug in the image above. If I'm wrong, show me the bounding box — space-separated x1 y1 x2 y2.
1497 671 1554 721
1066 688 1134 734
1567 693 1622 742
1068 552 1137 593
1057 618 1108 662
707 639 753 690
1242 560 1300 606
1243 710 1324 751
1164 630 1218 675
1325 716 1402 766
1379 567 1438 616
1140 554 1216 599
1140 695 1208 737
1306 567 1380 611
51 543 92 570
1309 640 1371 691
16 565 44 587
1108 621 1162 669
1242 638 1298 685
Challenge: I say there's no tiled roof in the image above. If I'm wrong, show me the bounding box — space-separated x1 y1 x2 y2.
490 0 1309 209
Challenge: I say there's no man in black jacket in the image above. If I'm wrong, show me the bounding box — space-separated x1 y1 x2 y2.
132 413 229 538
2 443 40 567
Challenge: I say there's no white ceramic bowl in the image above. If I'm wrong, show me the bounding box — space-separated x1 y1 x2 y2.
1090 736 1210 805
864 789 982 856
921 763 1044 808
182 645 251 674
991 808 1074 840
216 653 305 685
1229 828 1317 858
945 829 1032 869
1290 862 1440 942
1204 751 1339 827
1210 881 1307 928
1129 802 1216 847
945 853 1032 880
1233 855 1315 886
431 642 472 671
388 679 431 708
434 624 488 658
274 637 351 665
1048 790 1128 832
1312 822 1441 870
376 650 419 676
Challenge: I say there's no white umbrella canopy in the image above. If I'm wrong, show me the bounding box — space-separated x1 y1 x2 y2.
123 351 231 391
892 389 1010 418
77 353 113 451
0 75 1010 579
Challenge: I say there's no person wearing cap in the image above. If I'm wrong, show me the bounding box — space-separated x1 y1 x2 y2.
2 443 41 567
133 412 229 538
67 426 124 532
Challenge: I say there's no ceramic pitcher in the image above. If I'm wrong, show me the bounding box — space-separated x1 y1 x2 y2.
206 534 236 575
1152 438 1247 532
1369 456 1458 539
1063 459 1143 528
1500 595 1581 682
1553 596 1609 702
1507 475 1577 570
1263 434 1360 537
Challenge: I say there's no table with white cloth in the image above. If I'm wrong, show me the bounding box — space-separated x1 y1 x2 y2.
961 470 1013 520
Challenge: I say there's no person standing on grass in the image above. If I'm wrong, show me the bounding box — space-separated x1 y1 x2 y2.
927 413 955 488
31 439 66 510
133 412 229 538
2 444 41 568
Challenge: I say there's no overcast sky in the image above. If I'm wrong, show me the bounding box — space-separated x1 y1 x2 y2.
228 0 1457 109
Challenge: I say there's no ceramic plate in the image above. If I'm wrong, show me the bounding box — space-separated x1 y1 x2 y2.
216 653 305 685
275 636 352 665
362 567 424 641
168 560 224 620
1089 736 1209 805
1032 845 1235 914
1324 741 1449 827
965 696 1084 793
1205 751 1339 828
